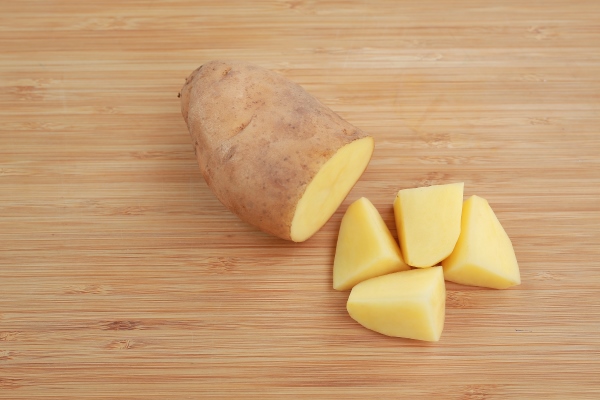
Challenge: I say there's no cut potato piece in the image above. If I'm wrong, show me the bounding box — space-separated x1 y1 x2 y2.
181 60 374 242
393 182 464 268
333 197 409 291
442 195 521 289
347 267 446 341
291 137 374 242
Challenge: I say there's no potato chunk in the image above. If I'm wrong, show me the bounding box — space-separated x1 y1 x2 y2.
393 183 464 267
347 267 446 341
333 197 409 291
442 195 521 289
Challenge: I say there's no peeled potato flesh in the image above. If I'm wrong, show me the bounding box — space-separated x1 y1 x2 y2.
347 266 446 342
333 197 409 291
442 195 521 289
393 182 464 267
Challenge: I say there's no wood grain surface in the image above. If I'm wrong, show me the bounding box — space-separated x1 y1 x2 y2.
1 0 599 398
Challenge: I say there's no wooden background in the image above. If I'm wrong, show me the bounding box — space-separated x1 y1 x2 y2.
1 1 599 398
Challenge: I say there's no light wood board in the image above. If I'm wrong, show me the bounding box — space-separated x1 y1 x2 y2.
1 0 600 398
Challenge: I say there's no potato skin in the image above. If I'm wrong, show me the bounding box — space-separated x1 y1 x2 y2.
180 60 369 240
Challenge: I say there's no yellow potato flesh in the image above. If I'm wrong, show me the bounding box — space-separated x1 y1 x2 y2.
442 195 521 289
333 197 410 291
393 182 464 268
347 267 446 341
291 136 374 242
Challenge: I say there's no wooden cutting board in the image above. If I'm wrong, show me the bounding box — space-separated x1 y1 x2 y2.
1 1 599 398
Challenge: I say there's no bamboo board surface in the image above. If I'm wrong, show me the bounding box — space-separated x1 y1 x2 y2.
1 1 600 398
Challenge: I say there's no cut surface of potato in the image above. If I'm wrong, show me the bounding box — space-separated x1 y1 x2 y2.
291 137 374 242
333 197 409 291
442 195 521 289
393 182 464 268
347 267 446 341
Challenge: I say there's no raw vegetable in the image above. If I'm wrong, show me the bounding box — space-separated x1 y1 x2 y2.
180 60 374 242
442 195 521 289
393 182 464 267
347 267 446 341
333 197 409 291
338 185 520 341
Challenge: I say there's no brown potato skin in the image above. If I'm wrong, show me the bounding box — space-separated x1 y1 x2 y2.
180 60 370 241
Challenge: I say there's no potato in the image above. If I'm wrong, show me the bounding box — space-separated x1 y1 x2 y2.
442 195 521 289
333 197 409 291
347 266 446 341
180 60 374 242
393 182 464 267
